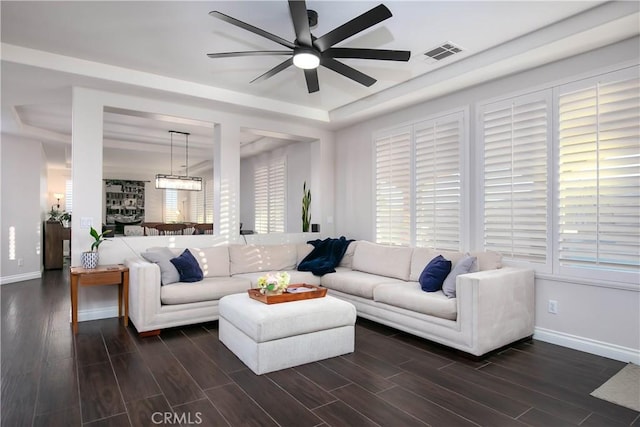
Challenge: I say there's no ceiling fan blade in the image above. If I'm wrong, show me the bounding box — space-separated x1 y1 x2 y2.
288 0 312 47
314 4 392 52
322 58 376 87
250 58 294 84
207 51 291 59
325 47 410 61
209 11 295 49
304 69 319 93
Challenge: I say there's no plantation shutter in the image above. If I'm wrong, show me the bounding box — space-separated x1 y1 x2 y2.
190 187 204 222
254 165 269 234
558 73 640 273
268 159 286 233
254 158 286 234
414 113 462 251
164 189 178 223
375 127 411 246
65 179 73 212
204 179 214 223
482 92 550 263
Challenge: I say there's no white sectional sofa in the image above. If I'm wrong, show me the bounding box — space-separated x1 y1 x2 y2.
125 240 534 356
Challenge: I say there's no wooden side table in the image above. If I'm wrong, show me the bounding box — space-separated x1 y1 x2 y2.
69 264 129 334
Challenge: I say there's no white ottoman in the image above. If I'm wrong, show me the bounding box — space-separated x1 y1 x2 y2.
218 293 356 375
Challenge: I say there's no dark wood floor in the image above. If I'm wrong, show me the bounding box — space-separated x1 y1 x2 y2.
2 268 638 427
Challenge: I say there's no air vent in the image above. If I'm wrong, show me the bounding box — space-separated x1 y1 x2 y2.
423 42 463 62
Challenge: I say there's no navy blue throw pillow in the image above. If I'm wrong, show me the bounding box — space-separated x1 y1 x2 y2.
419 255 452 292
170 249 203 283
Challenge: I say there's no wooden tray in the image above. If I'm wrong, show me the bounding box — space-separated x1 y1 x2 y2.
248 284 327 304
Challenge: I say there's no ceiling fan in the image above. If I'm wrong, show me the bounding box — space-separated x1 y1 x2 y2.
207 1 411 93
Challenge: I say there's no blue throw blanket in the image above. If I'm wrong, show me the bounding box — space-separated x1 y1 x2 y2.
297 236 354 276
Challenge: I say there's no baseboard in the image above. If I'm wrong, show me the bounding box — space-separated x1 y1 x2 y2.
78 306 119 322
0 271 41 285
534 327 640 364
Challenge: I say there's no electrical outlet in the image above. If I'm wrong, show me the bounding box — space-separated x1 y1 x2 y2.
17 258 24 267
548 300 558 314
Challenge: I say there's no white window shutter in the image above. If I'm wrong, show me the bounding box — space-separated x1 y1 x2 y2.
558 74 640 273
164 189 178 223
375 128 412 246
482 93 549 263
254 158 286 234
268 159 286 233
205 179 214 223
254 165 269 234
414 113 463 251
65 179 73 212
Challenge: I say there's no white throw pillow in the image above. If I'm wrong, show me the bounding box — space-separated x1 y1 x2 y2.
442 254 477 298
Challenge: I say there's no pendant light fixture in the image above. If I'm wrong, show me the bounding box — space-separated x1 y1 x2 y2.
155 130 203 191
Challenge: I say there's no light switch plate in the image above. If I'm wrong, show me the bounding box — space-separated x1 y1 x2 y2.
80 217 93 229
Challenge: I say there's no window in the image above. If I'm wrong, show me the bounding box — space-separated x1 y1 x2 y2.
414 116 463 250
205 179 214 223
65 179 73 212
481 92 550 264
190 188 204 223
557 71 639 278
375 127 411 246
375 112 464 249
254 158 286 234
164 189 178 223
189 179 213 223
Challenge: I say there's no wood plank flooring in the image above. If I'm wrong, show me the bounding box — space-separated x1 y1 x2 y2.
2 268 638 426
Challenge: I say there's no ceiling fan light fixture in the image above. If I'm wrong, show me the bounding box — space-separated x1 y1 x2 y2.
293 49 320 69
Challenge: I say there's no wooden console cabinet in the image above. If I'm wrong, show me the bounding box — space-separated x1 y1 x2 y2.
44 221 71 270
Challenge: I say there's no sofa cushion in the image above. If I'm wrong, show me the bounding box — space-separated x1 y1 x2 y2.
419 255 451 292
321 270 405 299
141 247 180 285
188 246 230 277
410 248 461 282
161 277 251 305
442 254 477 298
296 243 314 265
472 250 502 271
338 241 358 269
374 283 457 320
352 241 413 281
229 244 298 275
410 249 502 281
170 249 203 283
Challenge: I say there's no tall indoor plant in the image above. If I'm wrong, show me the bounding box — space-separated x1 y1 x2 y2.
81 226 111 269
302 181 311 232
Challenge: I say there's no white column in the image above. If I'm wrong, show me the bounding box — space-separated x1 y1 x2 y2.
71 87 104 265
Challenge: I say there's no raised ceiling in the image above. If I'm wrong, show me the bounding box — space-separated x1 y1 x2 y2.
1 1 638 170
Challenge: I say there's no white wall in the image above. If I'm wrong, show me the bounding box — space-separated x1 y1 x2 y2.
333 37 640 362
0 135 45 284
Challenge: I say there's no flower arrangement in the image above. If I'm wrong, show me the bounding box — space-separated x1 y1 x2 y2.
257 271 290 295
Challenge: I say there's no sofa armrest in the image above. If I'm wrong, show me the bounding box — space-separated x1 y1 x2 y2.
125 257 162 332
456 267 535 356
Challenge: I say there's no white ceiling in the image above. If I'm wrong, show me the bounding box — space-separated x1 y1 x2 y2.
1 1 638 172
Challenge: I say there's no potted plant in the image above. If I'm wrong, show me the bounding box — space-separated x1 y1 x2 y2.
47 207 61 223
81 226 112 269
59 211 71 227
302 181 311 232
